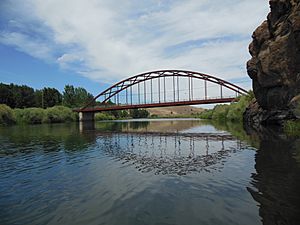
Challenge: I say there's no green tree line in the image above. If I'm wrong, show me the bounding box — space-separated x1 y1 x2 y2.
0 83 94 108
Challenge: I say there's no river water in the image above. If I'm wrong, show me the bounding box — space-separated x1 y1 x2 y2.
1 119 300 225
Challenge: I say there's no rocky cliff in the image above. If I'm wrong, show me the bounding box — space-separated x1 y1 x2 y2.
244 0 300 126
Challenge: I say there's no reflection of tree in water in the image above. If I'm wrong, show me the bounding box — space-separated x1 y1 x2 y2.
246 127 300 225
94 121 150 132
128 121 149 130
95 122 123 132
98 133 245 175
143 120 204 133
96 119 207 133
0 124 96 155
205 120 260 148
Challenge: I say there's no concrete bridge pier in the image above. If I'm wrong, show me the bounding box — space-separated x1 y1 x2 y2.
79 112 95 122
79 121 95 132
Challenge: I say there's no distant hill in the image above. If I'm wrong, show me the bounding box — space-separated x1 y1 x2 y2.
147 106 204 117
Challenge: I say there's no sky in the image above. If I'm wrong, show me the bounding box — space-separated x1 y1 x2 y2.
0 0 270 97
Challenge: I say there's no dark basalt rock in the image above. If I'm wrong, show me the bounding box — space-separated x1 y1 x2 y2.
245 0 300 126
243 99 295 127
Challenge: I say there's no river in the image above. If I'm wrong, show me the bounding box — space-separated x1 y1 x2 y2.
1 119 300 225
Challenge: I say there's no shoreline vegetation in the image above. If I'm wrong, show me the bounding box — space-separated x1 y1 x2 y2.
284 120 300 136
0 105 78 125
198 91 254 123
0 82 151 125
0 82 92 125
0 91 254 126
1 81 300 135
0 104 151 125
0 89 276 124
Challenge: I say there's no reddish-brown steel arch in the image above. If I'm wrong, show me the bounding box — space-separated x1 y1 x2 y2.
82 70 248 110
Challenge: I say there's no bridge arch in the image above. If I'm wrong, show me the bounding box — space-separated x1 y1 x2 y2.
82 70 248 110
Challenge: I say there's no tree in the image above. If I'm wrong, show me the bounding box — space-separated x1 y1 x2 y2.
129 109 149 118
120 110 129 118
0 83 36 108
35 88 62 108
43 88 62 108
22 85 36 108
74 87 94 107
63 85 94 108
9 84 35 108
1 83 93 109
34 90 43 108
0 83 15 108
62 85 76 107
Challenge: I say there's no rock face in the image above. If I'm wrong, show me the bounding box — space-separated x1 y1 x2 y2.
245 0 300 125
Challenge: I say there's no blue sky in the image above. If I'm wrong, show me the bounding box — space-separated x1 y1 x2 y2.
0 0 269 96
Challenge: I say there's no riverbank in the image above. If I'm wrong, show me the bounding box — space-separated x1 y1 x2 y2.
150 114 199 119
0 104 78 125
0 93 256 126
197 93 300 136
0 104 151 125
3 98 300 137
198 91 254 123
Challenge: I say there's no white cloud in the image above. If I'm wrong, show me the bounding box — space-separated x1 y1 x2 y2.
0 31 53 61
0 0 269 88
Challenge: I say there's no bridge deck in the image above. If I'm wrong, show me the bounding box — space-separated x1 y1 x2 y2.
76 97 237 112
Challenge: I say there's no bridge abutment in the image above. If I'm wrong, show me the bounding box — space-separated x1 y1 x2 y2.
79 112 95 122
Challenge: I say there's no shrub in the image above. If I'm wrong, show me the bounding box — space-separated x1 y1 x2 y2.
198 109 213 119
129 109 149 118
212 104 230 121
198 91 255 122
0 104 15 125
226 95 249 122
45 106 76 123
150 114 159 118
245 90 255 102
14 108 46 124
1 105 77 125
13 109 24 124
284 120 300 136
95 112 115 121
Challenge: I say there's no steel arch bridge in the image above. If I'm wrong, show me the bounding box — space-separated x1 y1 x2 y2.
77 70 248 113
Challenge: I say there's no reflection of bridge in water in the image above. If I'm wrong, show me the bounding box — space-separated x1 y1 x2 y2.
81 119 229 134
95 132 245 175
